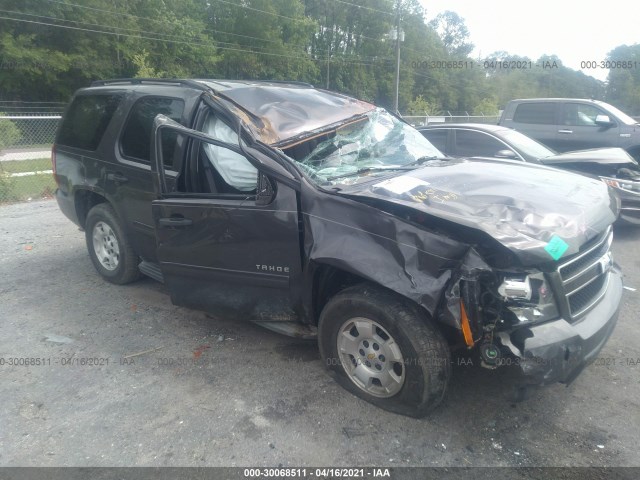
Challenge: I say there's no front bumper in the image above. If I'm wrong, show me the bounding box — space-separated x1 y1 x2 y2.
618 203 640 225
497 266 623 385
615 189 640 225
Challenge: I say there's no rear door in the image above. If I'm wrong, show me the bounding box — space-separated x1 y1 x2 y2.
420 128 451 155
108 93 192 262
150 108 303 322
509 102 562 150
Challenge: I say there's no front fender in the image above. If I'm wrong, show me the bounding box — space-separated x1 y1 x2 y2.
301 185 476 323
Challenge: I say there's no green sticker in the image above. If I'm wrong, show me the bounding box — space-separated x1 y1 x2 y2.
544 235 569 261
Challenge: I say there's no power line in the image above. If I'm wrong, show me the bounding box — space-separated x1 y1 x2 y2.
4 7 392 63
46 0 398 57
2 5 426 76
0 15 475 106
400 65 484 95
47 0 311 50
0 9 249 50
209 0 396 50
0 15 302 59
211 0 308 23
47 0 157 22
329 0 394 16
0 14 391 66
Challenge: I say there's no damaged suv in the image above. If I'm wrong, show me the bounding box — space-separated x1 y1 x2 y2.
53 79 623 417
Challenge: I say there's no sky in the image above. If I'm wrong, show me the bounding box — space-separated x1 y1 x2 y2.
419 0 638 82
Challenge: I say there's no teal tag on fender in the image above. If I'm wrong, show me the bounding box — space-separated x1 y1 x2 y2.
544 235 569 261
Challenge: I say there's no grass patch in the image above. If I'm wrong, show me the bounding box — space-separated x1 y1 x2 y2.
0 172 56 203
0 157 52 174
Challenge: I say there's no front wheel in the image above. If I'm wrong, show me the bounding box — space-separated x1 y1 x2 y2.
85 203 141 285
318 284 451 417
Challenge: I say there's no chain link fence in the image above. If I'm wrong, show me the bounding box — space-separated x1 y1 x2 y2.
0 112 62 203
402 112 501 127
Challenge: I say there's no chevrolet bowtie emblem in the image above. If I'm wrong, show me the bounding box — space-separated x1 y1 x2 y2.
598 252 613 273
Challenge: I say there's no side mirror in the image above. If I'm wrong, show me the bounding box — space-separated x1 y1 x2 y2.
595 114 614 127
256 173 276 205
495 149 518 159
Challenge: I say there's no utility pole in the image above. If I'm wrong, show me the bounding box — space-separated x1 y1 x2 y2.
326 42 330 89
393 0 401 114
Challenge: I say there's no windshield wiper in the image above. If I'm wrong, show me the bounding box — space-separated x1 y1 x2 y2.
405 155 441 167
325 166 412 182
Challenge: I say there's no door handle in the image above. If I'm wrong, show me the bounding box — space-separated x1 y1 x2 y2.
158 217 193 228
106 172 129 183
557 129 573 134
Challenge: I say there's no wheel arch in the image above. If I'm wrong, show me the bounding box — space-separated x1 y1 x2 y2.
74 189 108 229
309 262 455 339
311 263 368 324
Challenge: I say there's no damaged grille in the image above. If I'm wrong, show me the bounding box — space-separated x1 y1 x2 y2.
556 227 613 320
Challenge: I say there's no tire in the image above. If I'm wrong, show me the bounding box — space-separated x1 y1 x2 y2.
318 284 451 417
85 203 141 285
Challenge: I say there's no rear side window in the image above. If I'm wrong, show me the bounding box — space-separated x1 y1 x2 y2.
454 130 508 157
421 129 448 153
120 97 185 167
513 103 556 124
57 94 123 150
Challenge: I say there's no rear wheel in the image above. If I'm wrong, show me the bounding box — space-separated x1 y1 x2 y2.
318 284 451 417
85 203 140 284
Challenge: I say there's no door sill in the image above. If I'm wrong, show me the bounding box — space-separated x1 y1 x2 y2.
139 260 164 283
252 321 317 340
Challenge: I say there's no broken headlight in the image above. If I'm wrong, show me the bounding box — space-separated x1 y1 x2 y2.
601 177 640 195
498 276 532 301
495 271 559 325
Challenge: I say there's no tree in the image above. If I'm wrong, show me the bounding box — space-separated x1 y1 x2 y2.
472 97 499 116
0 0 626 119
427 11 473 57
479 52 605 109
406 95 437 115
606 44 640 114
0 0 220 100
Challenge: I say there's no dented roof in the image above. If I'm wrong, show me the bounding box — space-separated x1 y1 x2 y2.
88 78 377 146
195 80 376 146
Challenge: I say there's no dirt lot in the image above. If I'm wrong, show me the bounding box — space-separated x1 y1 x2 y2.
0 200 639 468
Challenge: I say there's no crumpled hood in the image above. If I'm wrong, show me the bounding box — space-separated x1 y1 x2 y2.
540 147 639 166
343 158 619 266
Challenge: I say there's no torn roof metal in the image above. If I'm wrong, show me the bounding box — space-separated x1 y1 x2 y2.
194 80 376 146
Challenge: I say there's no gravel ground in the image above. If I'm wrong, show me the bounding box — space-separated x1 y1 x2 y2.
0 200 639 468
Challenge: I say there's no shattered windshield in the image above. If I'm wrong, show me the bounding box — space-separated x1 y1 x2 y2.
285 108 444 186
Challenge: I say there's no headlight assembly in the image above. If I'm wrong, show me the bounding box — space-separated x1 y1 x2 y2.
601 176 640 194
496 272 559 325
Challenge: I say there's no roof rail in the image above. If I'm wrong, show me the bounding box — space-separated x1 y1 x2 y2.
259 79 314 88
90 78 209 91
192 78 314 89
